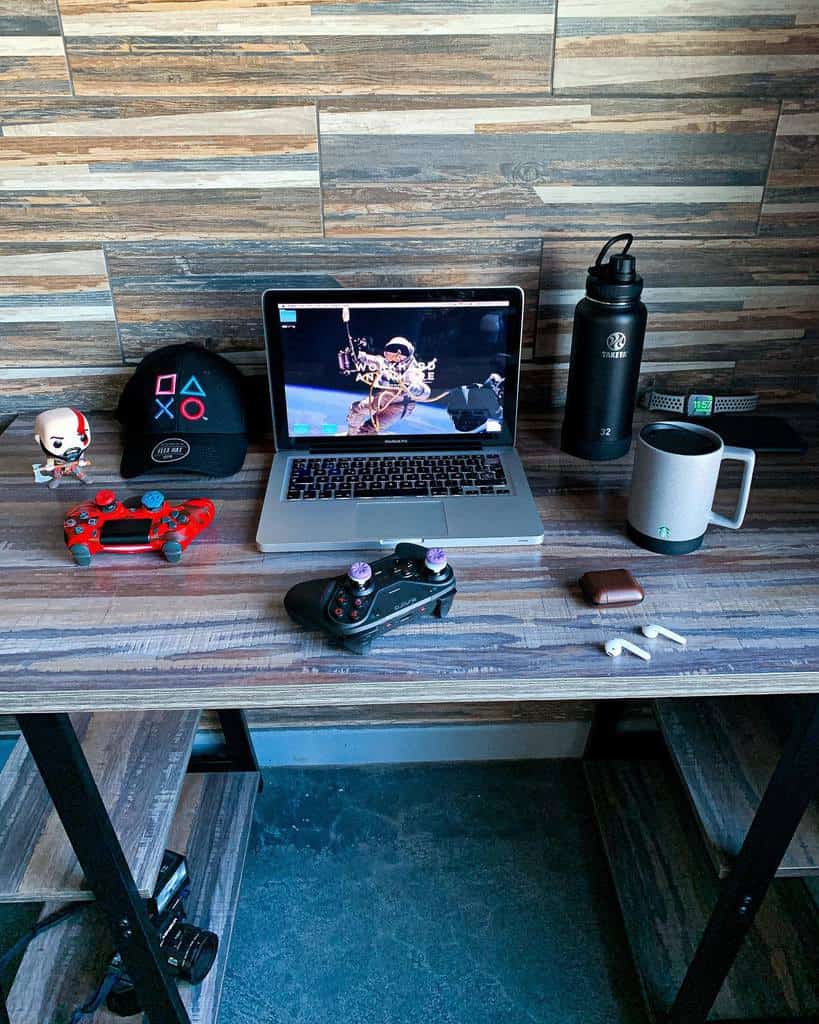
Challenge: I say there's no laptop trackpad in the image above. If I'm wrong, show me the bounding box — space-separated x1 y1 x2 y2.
355 501 447 541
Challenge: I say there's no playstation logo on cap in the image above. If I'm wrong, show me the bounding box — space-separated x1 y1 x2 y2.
117 343 248 479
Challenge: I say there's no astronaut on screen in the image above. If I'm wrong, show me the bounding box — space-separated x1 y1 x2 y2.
337 307 441 435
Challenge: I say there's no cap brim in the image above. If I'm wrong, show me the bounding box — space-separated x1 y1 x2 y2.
120 433 247 479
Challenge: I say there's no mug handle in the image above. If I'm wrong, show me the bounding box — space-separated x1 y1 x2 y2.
708 445 756 530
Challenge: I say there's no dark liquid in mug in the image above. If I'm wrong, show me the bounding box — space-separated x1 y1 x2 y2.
642 425 720 456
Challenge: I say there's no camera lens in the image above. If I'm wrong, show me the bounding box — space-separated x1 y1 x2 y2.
163 921 219 984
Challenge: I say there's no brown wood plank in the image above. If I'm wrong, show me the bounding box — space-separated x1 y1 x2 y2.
0 245 119 368
5 770 257 1023
199 701 599 731
655 696 819 878
105 237 543 366
5 704 601 739
320 98 776 238
0 98 321 242
0 711 200 902
585 758 819 1022
0 365 132 416
57 1 554 97
0 408 817 712
761 100 819 237
0 0 70 95
553 2 819 97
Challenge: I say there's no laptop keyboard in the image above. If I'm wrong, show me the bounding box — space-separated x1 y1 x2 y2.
286 453 510 500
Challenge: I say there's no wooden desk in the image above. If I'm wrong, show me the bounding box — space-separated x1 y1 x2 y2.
1 410 818 712
0 409 817 1024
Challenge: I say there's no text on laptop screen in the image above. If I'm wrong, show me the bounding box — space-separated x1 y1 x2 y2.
277 300 513 439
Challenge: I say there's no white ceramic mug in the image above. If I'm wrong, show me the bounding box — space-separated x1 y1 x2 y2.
627 421 755 554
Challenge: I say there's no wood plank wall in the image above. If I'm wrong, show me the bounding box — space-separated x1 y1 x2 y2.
0 0 817 414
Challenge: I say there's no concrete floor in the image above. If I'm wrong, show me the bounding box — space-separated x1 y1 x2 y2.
0 760 648 1024
219 761 647 1024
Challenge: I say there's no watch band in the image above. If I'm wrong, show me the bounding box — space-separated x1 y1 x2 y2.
645 391 758 416
646 391 685 414
712 394 759 414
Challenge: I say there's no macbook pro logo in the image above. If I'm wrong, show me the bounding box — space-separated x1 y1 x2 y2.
151 438 190 464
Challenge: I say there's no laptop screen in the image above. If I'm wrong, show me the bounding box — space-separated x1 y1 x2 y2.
263 288 523 450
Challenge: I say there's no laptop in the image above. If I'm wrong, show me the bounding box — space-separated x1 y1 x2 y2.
256 286 544 552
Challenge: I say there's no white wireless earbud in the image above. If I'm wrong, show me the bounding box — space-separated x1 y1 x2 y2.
642 623 687 646
604 638 651 661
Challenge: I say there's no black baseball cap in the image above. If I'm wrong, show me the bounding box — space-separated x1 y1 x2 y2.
117 343 248 479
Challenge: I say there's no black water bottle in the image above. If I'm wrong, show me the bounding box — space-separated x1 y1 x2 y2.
560 233 647 461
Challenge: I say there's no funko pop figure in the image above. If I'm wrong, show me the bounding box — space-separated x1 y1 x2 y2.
33 407 92 488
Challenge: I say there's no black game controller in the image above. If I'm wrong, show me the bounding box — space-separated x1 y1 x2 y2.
283 543 456 655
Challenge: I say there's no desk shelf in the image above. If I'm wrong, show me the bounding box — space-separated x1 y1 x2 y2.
5 769 258 1024
655 697 819 879
585 758 819 1022
0 711 200 903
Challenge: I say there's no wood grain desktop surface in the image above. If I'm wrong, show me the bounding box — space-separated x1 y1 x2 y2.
0 409 816 714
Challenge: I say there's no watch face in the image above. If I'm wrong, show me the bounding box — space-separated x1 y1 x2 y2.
687 394 714 417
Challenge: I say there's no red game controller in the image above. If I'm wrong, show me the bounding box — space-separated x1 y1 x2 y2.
63 489 215 566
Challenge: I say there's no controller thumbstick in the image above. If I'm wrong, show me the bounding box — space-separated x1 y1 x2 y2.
141 490 165 512
95 489 117 512
348 561 373 588
425 548 448 574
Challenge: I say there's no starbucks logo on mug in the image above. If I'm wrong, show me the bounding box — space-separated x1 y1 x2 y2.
606 332 627 351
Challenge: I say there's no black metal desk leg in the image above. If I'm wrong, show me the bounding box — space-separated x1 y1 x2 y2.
217 710 260 775
190 709 262 790
668 695 819 1024
17 714 190 1024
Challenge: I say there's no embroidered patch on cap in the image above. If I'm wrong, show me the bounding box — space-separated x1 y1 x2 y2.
151 438 191 464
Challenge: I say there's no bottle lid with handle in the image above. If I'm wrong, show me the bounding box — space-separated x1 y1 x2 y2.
585 233 644 304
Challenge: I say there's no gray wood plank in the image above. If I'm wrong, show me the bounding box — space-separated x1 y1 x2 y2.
655 696 819 878
585 758 819 1022
6 770 257 1024
0 710 200 901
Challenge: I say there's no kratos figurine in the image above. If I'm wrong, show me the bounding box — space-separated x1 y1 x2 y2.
33 407 92 488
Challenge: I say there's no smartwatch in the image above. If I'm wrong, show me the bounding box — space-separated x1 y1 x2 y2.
643 390 758 418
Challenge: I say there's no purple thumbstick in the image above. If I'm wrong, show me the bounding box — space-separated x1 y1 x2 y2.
348 561 372 586
425 548 447 573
